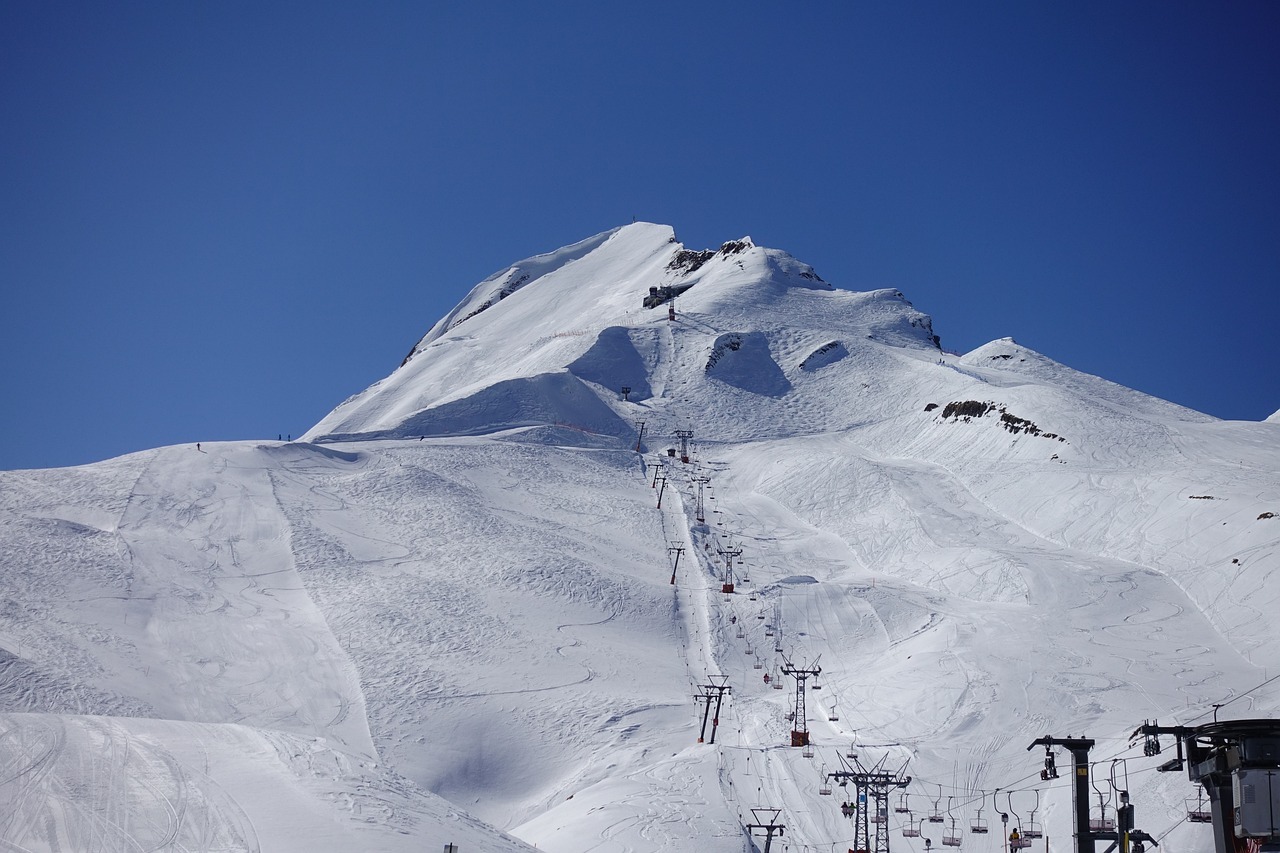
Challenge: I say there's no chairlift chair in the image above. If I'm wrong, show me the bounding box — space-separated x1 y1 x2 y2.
846 740 857 759
819 766 832 796
1186 795 1213 823
1089 790 1114 832
736 627 745 639
827 701 839 721
942 822 962 847
1023 791 1043 838
1006 792 1033 848
903 816 921 838
870 807 887 824
895 792 911 814
802 743 814 759
927 786 945 822
970 804 989 834
754 658 764 669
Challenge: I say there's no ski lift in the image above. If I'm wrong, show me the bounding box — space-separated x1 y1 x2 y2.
1187 789 1213 823
744 644 754 656
802 743 814 759
871 806 887 824
1089 783 1114 831
772 675 783 689
736 626 745 639
1024 791 1043 838
827 700 839 722
1006 792 1031 849
811 675 822 690
942 797 962 847
765 626 774 637
970 801 989 834
846 738 858 759
757 610 765 619
903 816 921 838
929 786 945 822
819 765 832 796
774 641 783 653
753 658 764 669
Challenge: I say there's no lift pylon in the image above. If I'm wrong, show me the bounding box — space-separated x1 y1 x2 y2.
1133 717 1280 853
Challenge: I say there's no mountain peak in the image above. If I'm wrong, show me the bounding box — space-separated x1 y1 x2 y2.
304 224 935 444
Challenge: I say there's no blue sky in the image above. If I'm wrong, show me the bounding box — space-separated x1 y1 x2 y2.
2 2 1277 470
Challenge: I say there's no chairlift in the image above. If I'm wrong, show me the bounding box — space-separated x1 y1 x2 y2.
942 798 962 847
754 658 764 669
802 743 814 759
895 792 911 814
1089 785 1114 832
929 786 945 822
870 807 887 825
827 700 839 722
846 739 858 759
970 802 989 834
1024 790 1043 838
736 627 745 639
1187 789 1213 823
903 816 921 838
819 765 832 796
765 626 775 637
811 676 822 690
1006 792 1032 849
744 644 754 656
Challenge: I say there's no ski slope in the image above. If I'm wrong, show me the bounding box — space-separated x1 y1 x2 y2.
2 222 1278 852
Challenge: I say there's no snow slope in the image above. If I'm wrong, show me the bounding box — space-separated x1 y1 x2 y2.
3 222 1278 852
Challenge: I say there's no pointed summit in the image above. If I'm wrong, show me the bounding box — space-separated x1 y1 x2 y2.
304 223 938 444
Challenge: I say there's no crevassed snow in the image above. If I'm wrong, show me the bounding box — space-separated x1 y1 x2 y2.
3 222 1278 852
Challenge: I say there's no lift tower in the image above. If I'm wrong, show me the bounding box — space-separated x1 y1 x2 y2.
828 755 910 853
780 654 820 747
695 675 731 744
1133 718 1280 853
1028 735 1157 853
717 547 742 594
674 429 694 463
746 808 785 853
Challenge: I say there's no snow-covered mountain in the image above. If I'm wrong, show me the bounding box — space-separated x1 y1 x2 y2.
2 222 1277 852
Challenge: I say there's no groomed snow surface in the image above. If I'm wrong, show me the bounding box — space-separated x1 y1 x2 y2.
2 223 1278 852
